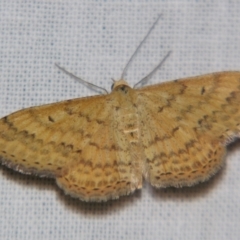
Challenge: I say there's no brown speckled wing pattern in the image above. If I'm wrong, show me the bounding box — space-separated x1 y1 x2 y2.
0 71 240 201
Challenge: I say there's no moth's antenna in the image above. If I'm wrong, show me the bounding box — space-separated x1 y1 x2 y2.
55 64 108 94
133 50 171 89
121 14 163 80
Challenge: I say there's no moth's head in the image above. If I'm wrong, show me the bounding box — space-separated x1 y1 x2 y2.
111 79 131 91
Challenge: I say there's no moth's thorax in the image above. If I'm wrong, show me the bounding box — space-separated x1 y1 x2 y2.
110 81 139 145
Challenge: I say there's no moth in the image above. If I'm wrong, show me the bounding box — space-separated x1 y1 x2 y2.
1 15 240 202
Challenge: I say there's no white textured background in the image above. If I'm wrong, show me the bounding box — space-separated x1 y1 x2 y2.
1 1 240 240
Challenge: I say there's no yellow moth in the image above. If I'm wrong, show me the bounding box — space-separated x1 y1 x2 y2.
1 15 240 202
